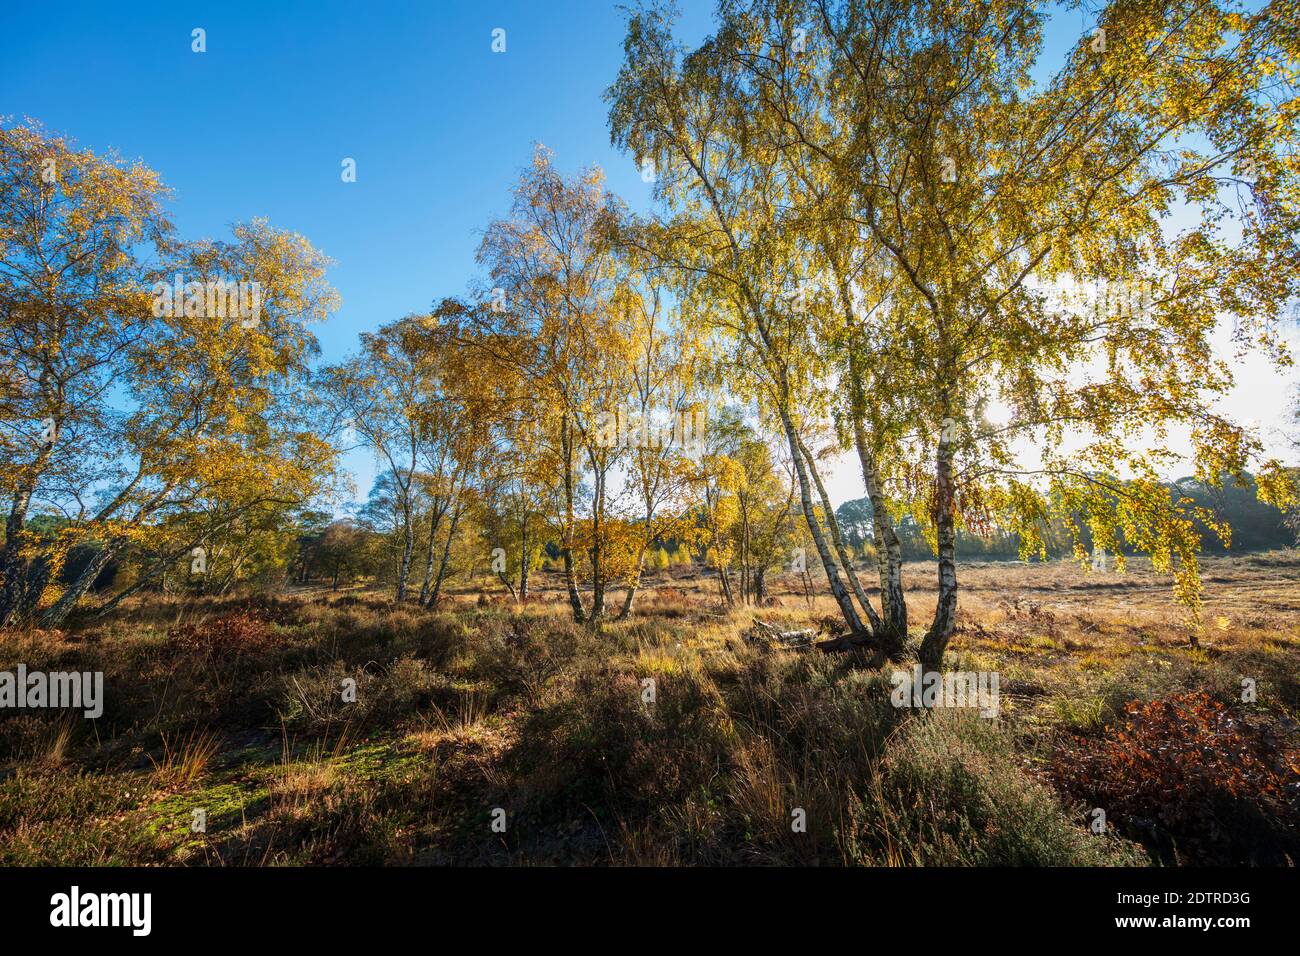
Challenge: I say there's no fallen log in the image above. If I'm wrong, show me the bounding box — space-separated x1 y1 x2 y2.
815 632 891 670
815 632 871 653
745 617 816 649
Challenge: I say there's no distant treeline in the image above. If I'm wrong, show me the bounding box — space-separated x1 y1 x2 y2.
835 473 1297 562
14 472 1294 606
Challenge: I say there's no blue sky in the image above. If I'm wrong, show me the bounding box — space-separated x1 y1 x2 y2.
3 1 1294 509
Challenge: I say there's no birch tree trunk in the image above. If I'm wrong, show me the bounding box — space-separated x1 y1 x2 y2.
777 403 866 637
417 502 446 606
560 413 586 623
796 435 883 634
617 554 642 619
394 507 415 603
428 502 462 607
589 464 606 620
9 556 51 627
920 418 959 671
40 537 127 627
518 519 530 602
719 563 735 606
846 347 908 653
0 482 41 627
617 501 653 620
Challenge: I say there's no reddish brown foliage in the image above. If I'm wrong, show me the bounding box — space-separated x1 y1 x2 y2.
166 611 281 661
220 594 302 625
1051 692 1300 865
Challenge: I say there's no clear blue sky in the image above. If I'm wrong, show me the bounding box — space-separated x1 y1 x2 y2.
3 1 1293 508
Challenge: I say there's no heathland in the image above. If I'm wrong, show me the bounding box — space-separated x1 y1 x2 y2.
2 552 1296 866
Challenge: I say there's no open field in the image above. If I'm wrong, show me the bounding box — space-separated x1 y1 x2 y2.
2 552 1296 867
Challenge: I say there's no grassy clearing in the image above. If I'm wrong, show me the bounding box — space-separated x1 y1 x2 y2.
1 552 1297 866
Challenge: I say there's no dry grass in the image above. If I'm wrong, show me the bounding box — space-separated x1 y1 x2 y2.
0 551 1295 866
150 727 224 790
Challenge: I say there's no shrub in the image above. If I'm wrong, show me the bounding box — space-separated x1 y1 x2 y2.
850 710 1148 866
468 613 583 706
1050 692 1300 865
506 662 733 826
277 658 451 733
166 612 280 661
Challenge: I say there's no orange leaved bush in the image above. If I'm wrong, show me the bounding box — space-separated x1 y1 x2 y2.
166 612 279 661
1051 693 1300 865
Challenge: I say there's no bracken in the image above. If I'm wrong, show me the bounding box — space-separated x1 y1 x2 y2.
1050 692 1300 865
